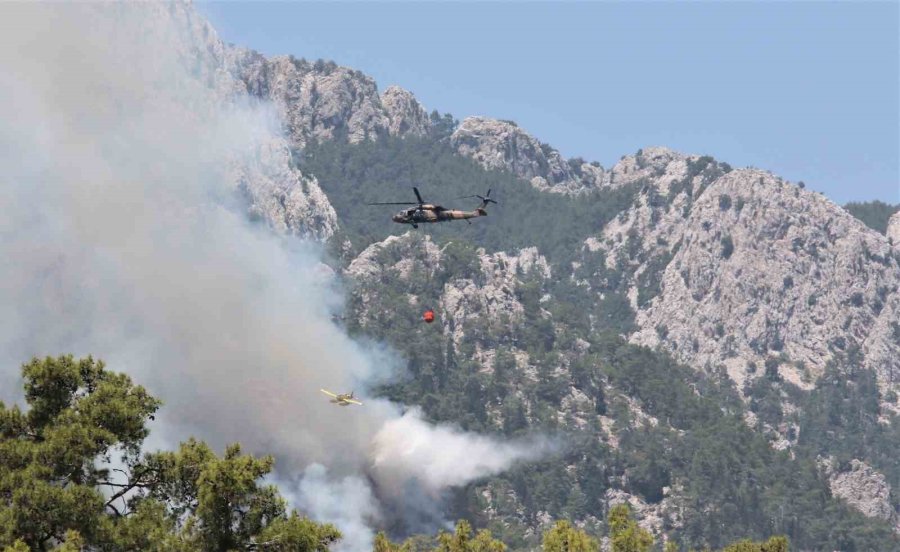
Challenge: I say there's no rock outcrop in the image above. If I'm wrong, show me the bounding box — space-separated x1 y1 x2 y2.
346 233 550 347
381 85 431 137
580 151 900 407
822 458 898 532
451 117 606 194
231 139 338 240
233 55 430 150
888 212 900 248
236 55 387 148
607 147 698 190
604 488 683 539
442 247 551 347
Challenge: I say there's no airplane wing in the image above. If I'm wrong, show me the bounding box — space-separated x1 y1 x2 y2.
320 389 338 398
345 399 363 406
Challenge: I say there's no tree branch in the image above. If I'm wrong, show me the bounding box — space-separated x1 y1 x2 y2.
106 501 123 517
102 466 158 509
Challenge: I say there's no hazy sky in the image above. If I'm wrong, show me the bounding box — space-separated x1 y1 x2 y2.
199 1 899 204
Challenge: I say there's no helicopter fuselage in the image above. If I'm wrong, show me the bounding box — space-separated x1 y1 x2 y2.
392 205 487 227
372 187 495 228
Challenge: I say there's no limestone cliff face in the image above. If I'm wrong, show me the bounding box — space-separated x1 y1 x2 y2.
450 117 607 194
381 85 431 137
638 170 898 401
581 151 900 407
345 233 549 347
441 247 552 356
233 55 431 150
231 139 337 240
159 3 338 239
162 3 434 240
236 55 387 148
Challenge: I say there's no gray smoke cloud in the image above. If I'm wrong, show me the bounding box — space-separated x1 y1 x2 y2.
0 4 552 548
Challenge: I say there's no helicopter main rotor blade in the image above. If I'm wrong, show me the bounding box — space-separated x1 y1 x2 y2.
367 202 419 206
413 187 424 205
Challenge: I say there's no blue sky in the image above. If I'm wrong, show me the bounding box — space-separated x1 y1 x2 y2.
199 1 899 204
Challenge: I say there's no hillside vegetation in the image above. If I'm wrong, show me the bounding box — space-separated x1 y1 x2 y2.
844 200 899 234
344 231 896 551
300 118 900 550
299 129 637 264
2 356 794 552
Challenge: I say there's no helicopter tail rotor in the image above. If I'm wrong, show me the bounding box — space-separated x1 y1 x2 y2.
476 188 497 206
455 189 497 210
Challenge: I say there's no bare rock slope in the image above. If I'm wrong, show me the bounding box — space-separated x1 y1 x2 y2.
233 54 431 150
162 3 338 239
451 117 607 194
579 150 900 408
822 458 899 533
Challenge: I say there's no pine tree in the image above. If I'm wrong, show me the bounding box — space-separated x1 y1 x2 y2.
542 520 598 552
608 504 653 552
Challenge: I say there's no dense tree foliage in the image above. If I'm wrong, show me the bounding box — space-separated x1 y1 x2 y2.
542 520 598 552
844 200 899 234
721 536 789 552
299 134 637 264
608 504 653 552
0 355 340 551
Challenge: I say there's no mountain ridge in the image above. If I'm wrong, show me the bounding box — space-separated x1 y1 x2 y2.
145 4 900 548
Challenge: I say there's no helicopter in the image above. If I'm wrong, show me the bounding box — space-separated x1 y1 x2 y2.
368 187 497 228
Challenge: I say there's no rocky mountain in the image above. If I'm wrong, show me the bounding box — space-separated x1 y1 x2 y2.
339 223 899 550
579 152 900 414
296 75 899 551
163 4 900 549
451 117 607 194
382 85 432 138
231 52 432 150
172 12 435 239
148 2 340 239
324 146 899 547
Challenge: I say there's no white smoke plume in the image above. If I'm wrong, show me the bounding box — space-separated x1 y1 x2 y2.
0 3 552 548
290 464 383 552
372 408 556 494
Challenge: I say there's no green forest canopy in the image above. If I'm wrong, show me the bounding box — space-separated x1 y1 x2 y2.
299 134 637 265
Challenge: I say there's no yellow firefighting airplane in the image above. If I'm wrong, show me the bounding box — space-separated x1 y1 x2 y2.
320 389 363 406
